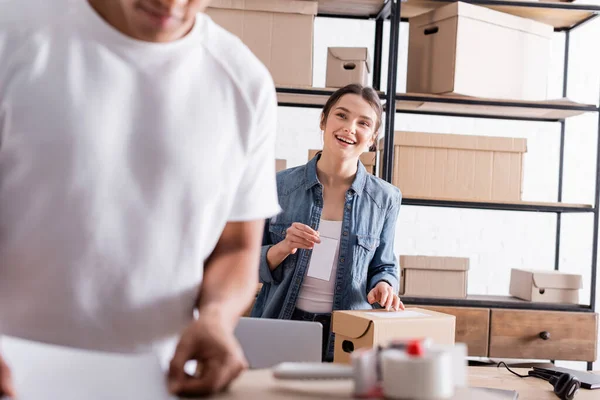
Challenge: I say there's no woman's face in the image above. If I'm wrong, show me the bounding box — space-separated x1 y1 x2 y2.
321 94 378 161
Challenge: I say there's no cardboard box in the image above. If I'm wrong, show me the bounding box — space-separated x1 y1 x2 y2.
206 0 317 87
275 159 287 172
325 47 371 88
332 308 456 364
385 131 527 202
400 256 469 298
308 149 377 175
509 268 583 304
407 2 553 100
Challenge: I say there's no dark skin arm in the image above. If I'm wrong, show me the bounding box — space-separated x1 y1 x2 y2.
0 355 15 398
167 220 264 397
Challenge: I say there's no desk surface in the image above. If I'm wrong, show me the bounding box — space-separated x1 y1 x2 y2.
218 366 599 400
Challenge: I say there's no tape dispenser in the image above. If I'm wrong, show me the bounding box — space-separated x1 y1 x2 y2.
273 338 468 399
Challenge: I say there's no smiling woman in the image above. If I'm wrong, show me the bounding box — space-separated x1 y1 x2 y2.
251 84 404 363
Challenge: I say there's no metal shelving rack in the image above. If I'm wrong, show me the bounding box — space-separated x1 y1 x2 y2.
275 0 600 370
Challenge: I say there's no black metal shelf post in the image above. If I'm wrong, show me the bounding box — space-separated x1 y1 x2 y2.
590 77 600 371
554 30 570 273
372 18 384 91
381 0 401 183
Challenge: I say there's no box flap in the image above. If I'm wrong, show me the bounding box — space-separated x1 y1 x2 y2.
401 255 469 271
410 1 553 39
393 131 527 153
327 47 371 71
208 0 318 15
527 270 584 290
332 311 373 339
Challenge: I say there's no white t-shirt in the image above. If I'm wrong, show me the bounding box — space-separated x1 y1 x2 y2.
0 0 281 354
296 220 342 314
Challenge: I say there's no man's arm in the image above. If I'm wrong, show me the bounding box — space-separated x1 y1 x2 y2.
197 220 264 325
0 355 15 397
167 220 264 396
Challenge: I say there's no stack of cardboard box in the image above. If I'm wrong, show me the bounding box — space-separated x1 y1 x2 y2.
382 131 527 202
205 0 317 87
509 269 583 305
407 2 553 101
400 255 470 299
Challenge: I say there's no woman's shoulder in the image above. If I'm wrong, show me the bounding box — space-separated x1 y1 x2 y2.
363 174 402 208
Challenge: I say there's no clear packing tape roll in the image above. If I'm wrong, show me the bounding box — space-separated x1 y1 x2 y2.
353 341 468 400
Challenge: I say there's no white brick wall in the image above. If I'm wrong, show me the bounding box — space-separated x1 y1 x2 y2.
276 16 600 370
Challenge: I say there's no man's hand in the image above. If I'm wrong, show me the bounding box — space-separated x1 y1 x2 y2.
0 354 15 398
166 219 261 396
167 308 247 397
367 281 405 311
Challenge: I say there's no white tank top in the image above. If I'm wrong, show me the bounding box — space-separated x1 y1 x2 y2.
295 219 343 313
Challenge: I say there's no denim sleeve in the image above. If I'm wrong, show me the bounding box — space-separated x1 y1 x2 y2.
367 191 402 294
259 219 285 284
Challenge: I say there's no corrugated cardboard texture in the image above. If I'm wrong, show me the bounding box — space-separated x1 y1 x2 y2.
325 47 371 88
275 159 287 172
206 1 316 87
308 150 377 175
401 255 469 271
411 2 553 37
401 255 469 298
509 268 582 304
332 308 455 364
407 1 553 100
390 131 527 202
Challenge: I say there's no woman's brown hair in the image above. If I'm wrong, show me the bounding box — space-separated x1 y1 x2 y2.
319 84 383 151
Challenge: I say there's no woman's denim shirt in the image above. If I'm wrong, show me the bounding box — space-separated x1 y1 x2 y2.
251 154 402 358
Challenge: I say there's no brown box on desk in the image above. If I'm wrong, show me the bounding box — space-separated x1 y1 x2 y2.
206 0 317 87
407 2 553 100
332 308 455 364
308 149 377 175
509 268 583 304
400 255 469 299
386 131 527 202
325 47 371 88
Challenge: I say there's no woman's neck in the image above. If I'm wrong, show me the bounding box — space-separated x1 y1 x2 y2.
316 152 357 188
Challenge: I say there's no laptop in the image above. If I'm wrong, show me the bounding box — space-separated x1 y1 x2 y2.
532 366 600 389
234 317 323 369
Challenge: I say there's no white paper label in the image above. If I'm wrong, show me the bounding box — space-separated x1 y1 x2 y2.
306 236 339 281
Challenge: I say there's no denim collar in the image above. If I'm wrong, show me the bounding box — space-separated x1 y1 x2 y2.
304 152 367 196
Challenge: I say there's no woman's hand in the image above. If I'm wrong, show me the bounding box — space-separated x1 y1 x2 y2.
281 222 321 255
367 281 405 311
266 222 321 271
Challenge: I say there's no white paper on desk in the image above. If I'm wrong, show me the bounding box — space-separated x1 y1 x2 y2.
366 310 429 319
306 236 338 281
0 335 177 400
